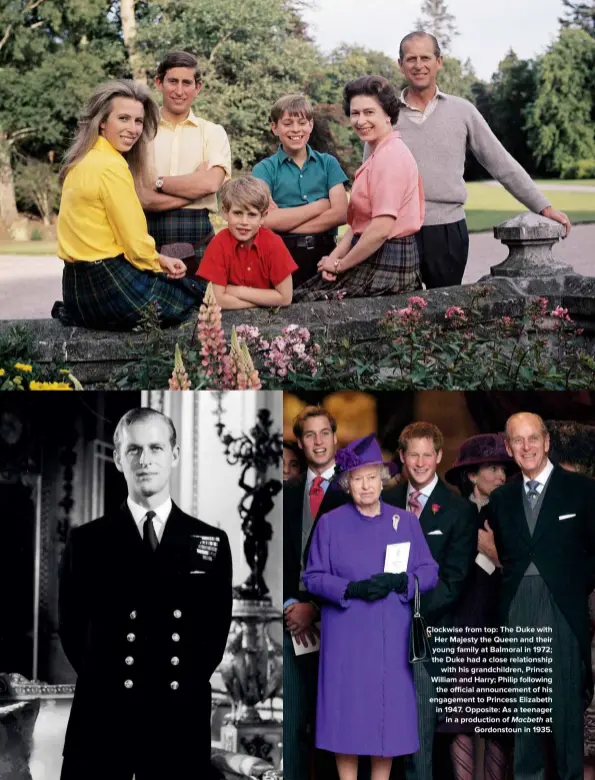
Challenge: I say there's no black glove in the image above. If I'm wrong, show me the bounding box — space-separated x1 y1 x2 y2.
370 572 409 594
345 579 386 602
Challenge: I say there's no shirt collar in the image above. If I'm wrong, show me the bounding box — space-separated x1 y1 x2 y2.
159 107 202 129
93 135 125 159
400 86 443 111
276 144 316 164
127 495 172 531
522 459 554 488
307 464 336 487
228 226 263 254
408 473 439 499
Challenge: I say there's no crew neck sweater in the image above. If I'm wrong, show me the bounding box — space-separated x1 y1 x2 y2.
364 93 550 226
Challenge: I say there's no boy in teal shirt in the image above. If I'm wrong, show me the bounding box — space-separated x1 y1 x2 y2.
252 94 348 288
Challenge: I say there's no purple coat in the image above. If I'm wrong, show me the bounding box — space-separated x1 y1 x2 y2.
303 500 438 757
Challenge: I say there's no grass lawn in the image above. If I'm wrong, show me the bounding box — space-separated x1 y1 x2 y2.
534 179 595 188
465 181 595 233
0 240 57 255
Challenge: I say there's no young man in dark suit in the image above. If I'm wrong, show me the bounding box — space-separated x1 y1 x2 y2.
283 406 347 780
489 412 595 780
58 407 233 780
383 422 476 780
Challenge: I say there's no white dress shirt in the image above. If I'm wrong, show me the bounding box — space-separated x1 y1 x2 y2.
522 459 554 495
399 87 444 125
407 473 439 511
127 496 173 543
306 464 337 492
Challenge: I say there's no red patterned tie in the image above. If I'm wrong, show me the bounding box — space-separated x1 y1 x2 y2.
309 476 325 519
408 489 423 518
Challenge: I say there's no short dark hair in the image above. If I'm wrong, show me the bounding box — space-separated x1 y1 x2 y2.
398 31 442 61
156 51 201 85
343 75 401 124
293 406 337 441
114 408 177 451
398 422 444 453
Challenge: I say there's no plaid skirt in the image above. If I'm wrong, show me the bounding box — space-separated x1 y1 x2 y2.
293 234 421 302
146 208 214 264
54 256 206 330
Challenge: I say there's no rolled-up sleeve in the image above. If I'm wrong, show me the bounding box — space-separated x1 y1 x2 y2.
205 123 232 180
99 163 161 273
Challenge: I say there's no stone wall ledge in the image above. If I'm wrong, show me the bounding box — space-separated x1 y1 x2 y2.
2 273 594 385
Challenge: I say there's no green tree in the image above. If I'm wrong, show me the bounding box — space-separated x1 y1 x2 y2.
560 0 595 36
136 0 321 170
438 56 479 100
525 27 595 175
414 0 459 55
0 0 127 226
489 50 538 173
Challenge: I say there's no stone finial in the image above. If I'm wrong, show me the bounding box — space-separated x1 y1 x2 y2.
490 212 574 278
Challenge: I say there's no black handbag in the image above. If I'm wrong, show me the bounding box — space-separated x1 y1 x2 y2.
409 575 432 664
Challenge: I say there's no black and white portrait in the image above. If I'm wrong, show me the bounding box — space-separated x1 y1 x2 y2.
0 391 283 780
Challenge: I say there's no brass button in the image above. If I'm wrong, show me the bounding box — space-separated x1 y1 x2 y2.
173 609 182 619
171 656 180 666
170 681 179 690
124 679 134 689
172 633 180 642
129 611 137 619
127 633 135 642
125 656 134 666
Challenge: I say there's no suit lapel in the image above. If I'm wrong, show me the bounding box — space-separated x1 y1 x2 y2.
158 502 188 555
504 481 532 547
531 467 564 546
419 479 450 532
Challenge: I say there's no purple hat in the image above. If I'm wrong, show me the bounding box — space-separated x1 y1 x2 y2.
334 434 400 478
445 433 517 485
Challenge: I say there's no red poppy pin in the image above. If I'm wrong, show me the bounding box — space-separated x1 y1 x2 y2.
431 504 440 514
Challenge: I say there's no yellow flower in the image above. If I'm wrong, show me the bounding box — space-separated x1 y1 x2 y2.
14 362 33 372
0 369 5 377
30 381 73 391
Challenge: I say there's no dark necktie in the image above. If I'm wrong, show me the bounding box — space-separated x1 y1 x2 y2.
526 479 540 508
309 477 325 519
143 510 159 552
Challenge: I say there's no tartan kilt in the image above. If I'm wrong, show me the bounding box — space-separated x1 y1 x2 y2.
146 208 214 265
293 234 421 302
56 256 206 331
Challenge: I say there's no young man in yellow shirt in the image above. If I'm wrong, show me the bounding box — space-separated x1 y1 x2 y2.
138 51 232 274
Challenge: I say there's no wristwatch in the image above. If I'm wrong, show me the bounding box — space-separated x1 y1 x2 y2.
155 176 164 192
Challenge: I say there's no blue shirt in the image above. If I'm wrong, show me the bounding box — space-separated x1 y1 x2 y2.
252 145 348 220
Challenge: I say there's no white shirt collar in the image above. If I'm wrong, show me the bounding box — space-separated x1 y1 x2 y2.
307 463 336 487
408 472 439 499
127 496 172 541
522 459 554 488
400 86 442 110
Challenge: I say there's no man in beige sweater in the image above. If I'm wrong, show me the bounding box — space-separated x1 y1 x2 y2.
365 32 571 289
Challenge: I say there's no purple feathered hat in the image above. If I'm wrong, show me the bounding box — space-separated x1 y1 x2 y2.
445 433 517 485
334 434 400 479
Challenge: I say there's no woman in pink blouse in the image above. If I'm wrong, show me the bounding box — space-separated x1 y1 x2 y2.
294 75 424 302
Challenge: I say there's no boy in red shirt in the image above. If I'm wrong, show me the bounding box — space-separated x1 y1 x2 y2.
198 176 298 309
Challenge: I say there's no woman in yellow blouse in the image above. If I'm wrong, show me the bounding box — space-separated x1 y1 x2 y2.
54 80 206 330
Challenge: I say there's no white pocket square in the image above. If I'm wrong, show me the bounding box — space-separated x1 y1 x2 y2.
428 529 443 536
558 513 576 520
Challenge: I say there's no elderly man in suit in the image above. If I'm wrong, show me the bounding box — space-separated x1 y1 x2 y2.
283 405 347 780
383 421 476 780
489 412 595 780
58 407 233 780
